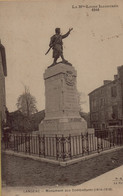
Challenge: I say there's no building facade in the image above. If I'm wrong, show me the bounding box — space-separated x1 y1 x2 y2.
0 42 7 123
89 65 123 130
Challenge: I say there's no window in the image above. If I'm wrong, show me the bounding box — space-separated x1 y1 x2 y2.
111 86 117 97
100 98 104 107
112 105 118 119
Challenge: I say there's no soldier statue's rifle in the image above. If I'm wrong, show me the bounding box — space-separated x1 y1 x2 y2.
45 36 58 55
45 45 53 55
45 35 58 55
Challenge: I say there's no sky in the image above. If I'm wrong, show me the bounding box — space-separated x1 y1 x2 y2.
0 0 123 113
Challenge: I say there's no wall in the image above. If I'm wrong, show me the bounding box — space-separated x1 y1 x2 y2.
89 66 123 129
0 44 7 123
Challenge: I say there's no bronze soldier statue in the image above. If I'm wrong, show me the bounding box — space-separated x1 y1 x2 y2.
46 28 73 66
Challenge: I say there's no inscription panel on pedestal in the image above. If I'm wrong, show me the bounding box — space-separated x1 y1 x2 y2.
44 119 58 131
63 82 80 111
45 83 60 112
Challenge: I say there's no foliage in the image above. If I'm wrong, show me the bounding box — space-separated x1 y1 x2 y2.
16 86 38 118
7 110 45 133
77 91 87 112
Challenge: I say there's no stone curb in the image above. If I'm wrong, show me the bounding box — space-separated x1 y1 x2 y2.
60 146 123 166
2 146 123 167
2 150 60 165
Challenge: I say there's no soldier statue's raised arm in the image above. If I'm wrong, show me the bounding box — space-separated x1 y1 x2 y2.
46 28 73 66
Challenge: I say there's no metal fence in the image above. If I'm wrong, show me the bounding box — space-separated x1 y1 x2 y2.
3 129 123 161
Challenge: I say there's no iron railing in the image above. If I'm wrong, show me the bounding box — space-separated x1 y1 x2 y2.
3 129 123 161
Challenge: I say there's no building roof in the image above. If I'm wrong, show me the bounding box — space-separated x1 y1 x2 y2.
88 66 123 96
0 42 7 76
88 80 114 96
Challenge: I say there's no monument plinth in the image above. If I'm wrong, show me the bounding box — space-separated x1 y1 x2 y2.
39 63 87 135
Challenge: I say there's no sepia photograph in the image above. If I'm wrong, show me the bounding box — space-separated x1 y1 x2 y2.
0 0 123 196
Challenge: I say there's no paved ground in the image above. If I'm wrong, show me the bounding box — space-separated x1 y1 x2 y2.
2 148 123 187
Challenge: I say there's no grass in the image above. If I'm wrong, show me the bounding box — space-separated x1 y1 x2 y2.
2 148 123 187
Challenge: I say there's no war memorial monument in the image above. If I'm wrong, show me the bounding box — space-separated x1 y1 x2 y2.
39 28 87 135
3 28 121 167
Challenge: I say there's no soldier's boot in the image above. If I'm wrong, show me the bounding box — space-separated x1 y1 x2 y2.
51 58 57 66
54 57 58 65
61 54 68 63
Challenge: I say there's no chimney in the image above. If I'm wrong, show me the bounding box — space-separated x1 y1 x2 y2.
117 65 123 81
103 80 112 85
114 75 118 80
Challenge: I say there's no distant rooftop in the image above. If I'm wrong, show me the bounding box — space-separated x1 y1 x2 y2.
88 66 123 96
88 80 113 95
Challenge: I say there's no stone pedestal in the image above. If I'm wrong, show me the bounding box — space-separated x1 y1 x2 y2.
39 63 87 135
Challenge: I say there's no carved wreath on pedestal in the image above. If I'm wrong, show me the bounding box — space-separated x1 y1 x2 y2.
65 71 75 86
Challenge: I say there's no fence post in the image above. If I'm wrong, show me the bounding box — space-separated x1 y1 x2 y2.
110 132 112 148
43 134 45 158
28 134 31 155
113 130 115 147
55 134 58 160
81 133 84 156
38 134 41 157
119 129 122 145
117 130 119 145
25 133 27 154
121 129 123 145
69 134 72 159
4 133 8 150
62 134 65 161
13 134 15 151
97 131 100 153
16 135 18 152
20 133 22 152
86 132 89 155
101 132 103 151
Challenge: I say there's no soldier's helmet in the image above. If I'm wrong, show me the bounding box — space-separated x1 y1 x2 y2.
55 28 60 34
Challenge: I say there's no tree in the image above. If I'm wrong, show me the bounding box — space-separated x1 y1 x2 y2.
16 86 38 118
77 91 87 112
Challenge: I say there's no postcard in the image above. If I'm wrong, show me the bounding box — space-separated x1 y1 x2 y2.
0 0 123 196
